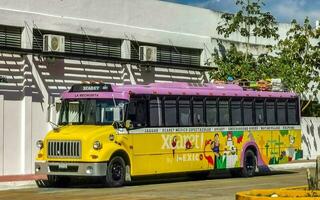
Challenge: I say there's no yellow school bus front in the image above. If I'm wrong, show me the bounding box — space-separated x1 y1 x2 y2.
35 125 132 177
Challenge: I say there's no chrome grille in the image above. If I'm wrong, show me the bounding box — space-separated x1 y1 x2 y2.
47 141 81 158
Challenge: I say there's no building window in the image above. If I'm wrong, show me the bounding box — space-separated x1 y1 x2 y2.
33 29 121 58
131 43 201 66
0 25 21 48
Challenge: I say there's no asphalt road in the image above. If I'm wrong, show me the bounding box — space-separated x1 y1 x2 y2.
0 169 310 200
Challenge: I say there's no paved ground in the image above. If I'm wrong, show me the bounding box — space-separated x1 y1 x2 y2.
0 169 310 200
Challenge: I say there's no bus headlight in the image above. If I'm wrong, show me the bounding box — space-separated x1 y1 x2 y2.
36 140 44 149
93 141 102 150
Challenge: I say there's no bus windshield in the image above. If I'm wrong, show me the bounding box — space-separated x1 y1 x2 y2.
58 99 127 125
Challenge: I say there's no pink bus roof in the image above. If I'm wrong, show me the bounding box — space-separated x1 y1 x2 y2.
61 82 297 100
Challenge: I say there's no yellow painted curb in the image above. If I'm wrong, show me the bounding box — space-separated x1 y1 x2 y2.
236 186 320 200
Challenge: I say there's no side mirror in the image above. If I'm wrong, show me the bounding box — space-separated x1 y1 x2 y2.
125 120 133 129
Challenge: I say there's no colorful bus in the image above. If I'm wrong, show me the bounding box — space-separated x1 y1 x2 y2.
35 82 302 187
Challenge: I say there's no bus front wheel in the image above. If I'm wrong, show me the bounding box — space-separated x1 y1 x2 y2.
241 149 257 177
105 156 126 187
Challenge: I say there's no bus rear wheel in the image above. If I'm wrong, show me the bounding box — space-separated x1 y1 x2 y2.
104 156 126 187
241 149 257 177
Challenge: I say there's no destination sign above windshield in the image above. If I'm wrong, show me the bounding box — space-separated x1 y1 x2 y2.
69 84 113 92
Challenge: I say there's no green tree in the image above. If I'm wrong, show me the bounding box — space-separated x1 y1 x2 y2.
210 44 272 81
273 18 320 109
217 0 279 59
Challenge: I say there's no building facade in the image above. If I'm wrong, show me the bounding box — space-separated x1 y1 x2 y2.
0 0 291 175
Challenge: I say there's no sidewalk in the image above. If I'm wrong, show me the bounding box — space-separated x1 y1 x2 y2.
268 159 316 171
0 160 316 191
0 174 45 191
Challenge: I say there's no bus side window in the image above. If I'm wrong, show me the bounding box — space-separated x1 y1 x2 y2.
164 98 177 127
277 99 287 125
193 98 205 126
219 98 230 126
179 99 192 126
206 99 217 126
243 99 254 126
255 99 265 125
266 99 276 125
288 99 298 125
231 98 242 126
127 98 147 128
149 97 163 127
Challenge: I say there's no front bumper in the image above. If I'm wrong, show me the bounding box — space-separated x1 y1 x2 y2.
35 161 108 176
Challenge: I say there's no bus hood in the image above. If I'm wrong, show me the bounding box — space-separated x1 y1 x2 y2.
45 125 115 141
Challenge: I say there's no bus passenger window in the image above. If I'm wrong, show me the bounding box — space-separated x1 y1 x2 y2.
255 100 265 125
231 99 242 126
127 99 147 128
149 97 163 127
179 99 191 126
206 99 217 126
193 99 204 126
277 100 287 125
266 100 276 125
243 99 254 125
164 99 177 126
288 100 298 125
219 99 230 126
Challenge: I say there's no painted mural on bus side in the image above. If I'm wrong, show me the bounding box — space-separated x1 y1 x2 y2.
162 129 303 169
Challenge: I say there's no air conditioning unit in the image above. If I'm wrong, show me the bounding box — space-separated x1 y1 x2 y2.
43 34 65 52
139 46 157 62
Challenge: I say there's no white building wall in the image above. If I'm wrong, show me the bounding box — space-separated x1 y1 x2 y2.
0 95 4 175
3 100 22 174
301 117 320 160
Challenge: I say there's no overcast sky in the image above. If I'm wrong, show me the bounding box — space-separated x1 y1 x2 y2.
162 0 320 25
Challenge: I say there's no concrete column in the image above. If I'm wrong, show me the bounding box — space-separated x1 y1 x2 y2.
20 96 32 174
200 48 207 67
0 95 4 175
50 97 61 124
121 40 131 59
21 22 33 49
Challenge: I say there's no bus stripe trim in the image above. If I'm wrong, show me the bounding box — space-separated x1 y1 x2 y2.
117 125 301 134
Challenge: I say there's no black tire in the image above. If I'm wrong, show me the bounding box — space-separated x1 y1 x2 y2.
187 171 210 180
241 149 257 177
36 175 70 188
105 156 126 187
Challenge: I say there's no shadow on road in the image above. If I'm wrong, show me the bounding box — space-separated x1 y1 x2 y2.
49 169 299 189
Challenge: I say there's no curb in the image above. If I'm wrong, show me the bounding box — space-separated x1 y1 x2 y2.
268 162 315 171
236 186 320 200
0 181 37 191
